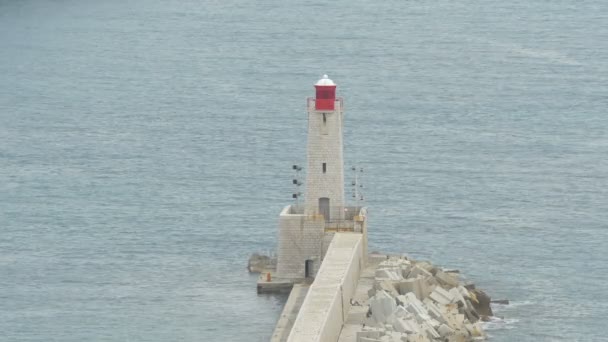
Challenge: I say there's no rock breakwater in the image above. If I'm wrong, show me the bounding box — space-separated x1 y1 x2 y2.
355 255 494 342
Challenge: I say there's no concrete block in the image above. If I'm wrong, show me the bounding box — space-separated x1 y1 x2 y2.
466 322 485 338
408 265 432 279
392 317 420 334
424 276 438 291
457 285 470 299
464 323 475 336
463 304 480 323
438 324 455 337
376 268 402 281
400 264 412 278
441 311 465 330
407 333 431 342
393 305 410 318
448 287 467 307
376 280 400 298
404 302 431 324
414 261 434 272
387 331 407 342
454 313 465 327
347 305 369 324
422 298 444 323
429 287 454 305
364 316 380 327
446 335 467 342
435 270 459 288
357 329 384 342
396 295 407 306
368 286 377 298
426 318 441 329
396 276 430 300
358 328 383 338
370 291 397 324
420 321 440 339
376 268 392 279
359 337 382 342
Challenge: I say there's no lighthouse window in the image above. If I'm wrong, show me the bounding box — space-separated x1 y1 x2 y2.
322 163 327 173
323 113 327 124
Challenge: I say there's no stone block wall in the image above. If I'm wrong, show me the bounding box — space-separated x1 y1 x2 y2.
276 206 325 279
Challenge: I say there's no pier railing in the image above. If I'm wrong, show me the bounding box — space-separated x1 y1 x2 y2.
286 205 363 219
283 205 366 233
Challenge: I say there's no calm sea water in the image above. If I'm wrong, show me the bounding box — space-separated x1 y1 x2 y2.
1 0 607 341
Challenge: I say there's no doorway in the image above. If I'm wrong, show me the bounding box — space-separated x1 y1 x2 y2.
319 197 330 222
305 259 313 278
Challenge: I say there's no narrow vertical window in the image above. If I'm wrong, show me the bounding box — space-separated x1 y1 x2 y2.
322 163 327 173
323 113 327 124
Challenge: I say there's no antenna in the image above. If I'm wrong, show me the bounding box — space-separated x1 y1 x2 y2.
351 165 364 208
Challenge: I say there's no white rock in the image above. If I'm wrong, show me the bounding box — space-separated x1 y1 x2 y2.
420 321 440 339
404 301 431 324
448 287 467 307
392 317 420 334
408 265 432 279
407 333 431 342
457 285 470 299
370 291 397 324
429 287 454 305
438 324 455 337
435 270 459 288
422 298 444 323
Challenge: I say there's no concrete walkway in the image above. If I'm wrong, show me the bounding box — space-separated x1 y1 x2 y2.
270 284 310 342
337 254 385 342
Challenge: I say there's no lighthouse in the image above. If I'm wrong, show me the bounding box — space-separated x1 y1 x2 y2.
305 75 345 221
274 75 367 282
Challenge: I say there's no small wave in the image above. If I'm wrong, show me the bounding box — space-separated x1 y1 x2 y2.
492 300 535 311
481 316 520 331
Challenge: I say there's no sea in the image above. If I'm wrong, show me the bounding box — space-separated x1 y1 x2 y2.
1 0 607 341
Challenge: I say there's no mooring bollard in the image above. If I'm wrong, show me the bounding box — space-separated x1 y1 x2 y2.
266 272 271 282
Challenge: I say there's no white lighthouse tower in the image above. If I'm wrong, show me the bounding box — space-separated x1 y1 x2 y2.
305 75 345 220
274 76 368 282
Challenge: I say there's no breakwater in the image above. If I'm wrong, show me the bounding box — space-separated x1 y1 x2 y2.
339 254 491 342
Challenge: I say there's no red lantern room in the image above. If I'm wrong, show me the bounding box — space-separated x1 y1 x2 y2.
314 75 336 110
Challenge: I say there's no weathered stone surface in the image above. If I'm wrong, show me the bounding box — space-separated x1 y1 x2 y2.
347 305 369 324
396 276 430 300
438 323 455 337
358 337 382 342
429 286 454 305
407 333 431 342
435 270 459 288
392 317 420 334
463 303 480 323
449 287 467 308
470 289 493 317
420 321 440 339
369 291 397 324
408 265 433 279
376 268 402 281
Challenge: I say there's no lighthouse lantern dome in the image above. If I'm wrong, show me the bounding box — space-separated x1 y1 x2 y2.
314 75 337 110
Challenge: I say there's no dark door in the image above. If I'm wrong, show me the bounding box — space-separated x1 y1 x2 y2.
319 197 330 222
305 260 313 278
